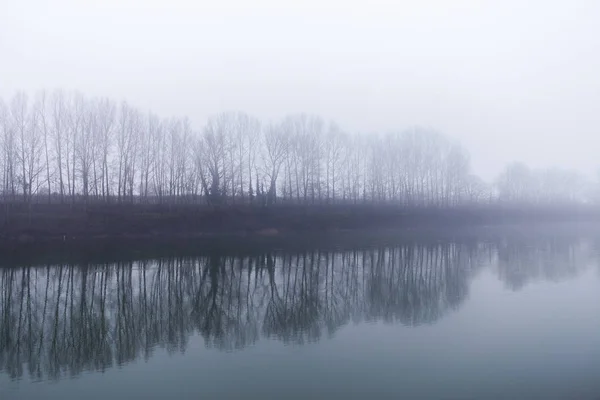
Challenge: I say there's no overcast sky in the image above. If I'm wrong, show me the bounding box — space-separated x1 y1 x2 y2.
1 0 599 180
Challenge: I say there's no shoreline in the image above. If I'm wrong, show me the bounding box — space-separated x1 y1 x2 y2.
2 203 600 238
1 202 599 247
0 205 599 266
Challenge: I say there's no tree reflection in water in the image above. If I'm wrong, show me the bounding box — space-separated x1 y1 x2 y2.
0 237 592 381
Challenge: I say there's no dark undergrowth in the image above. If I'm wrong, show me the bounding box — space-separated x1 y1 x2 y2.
0 202 599 266
1 203 599 241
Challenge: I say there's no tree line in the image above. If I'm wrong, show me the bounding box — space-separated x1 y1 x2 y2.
0 89 595 207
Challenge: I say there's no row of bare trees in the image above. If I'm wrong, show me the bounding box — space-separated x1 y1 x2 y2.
2 89 597 207
0 90 486 207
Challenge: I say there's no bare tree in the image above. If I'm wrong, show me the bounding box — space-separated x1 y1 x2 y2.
96 97 115 201
11 92 29 200
0 97 16 201
262 122 288 205
148 114 166 201
496 162 533 203
280 114 324 204
324 122 345 203
51 90 68 202
35 91 54 203
180 117 196 201
235 112 261 201
196 114 228 204
12 92 43 202
115 102 140 202
246 116 262 203
9 92 45 210
65 93 85 202
137 112 154 200
463 174 490 204
77 97 95 203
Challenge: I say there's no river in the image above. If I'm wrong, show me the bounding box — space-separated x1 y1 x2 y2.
2 229 600 399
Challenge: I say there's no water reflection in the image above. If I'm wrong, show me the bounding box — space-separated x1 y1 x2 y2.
496 236 590 290
0 237 593 381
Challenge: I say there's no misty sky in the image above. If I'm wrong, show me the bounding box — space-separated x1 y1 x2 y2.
1 0 599 180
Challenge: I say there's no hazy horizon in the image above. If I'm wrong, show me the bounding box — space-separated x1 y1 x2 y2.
2 0 599 181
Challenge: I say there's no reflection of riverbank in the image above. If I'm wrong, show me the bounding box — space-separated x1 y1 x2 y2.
0 237 591 381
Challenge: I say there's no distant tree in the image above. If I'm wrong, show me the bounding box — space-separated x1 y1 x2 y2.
463 174 490 204
496 162 532 203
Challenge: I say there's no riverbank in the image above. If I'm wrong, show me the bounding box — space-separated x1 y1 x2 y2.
1 202 600 264
2 203 600 242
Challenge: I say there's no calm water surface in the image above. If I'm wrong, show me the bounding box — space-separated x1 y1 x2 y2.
2 232 600 399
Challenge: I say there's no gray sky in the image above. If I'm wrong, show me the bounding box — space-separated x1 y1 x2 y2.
1 0 599 180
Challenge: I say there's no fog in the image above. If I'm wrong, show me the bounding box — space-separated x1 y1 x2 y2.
1 0 599 180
